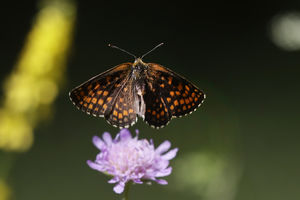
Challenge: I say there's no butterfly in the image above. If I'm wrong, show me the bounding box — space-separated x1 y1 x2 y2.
69 43 206 129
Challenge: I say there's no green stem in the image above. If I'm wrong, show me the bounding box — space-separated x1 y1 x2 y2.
122 181 131 200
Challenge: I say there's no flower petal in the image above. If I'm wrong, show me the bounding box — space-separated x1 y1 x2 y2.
154 160 169 170
113 182 125 194
156 140 171 154
102 132 112 145
92 136 106 150
161 148 178 160
87 160 105 172
133 179 143 184
155 179 168 185
108 177 119 184
155 167 172 177
119 128 132 141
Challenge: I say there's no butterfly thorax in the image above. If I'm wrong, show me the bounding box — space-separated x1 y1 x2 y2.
130 58 148 117
132 58 148 79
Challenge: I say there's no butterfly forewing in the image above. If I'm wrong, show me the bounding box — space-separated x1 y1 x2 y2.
147 63 205 119
69 63 132 117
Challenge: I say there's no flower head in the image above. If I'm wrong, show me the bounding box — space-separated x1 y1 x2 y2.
87 129 178 194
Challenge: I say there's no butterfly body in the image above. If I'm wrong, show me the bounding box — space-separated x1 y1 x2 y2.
70 58 205 129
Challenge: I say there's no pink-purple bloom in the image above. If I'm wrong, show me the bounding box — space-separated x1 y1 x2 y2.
87 129 178 194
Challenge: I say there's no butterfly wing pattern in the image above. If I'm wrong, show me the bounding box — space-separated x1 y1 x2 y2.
70 58 205 129
69 63 134 122
105 80 138 128
143 85 172 128
143 63 205 128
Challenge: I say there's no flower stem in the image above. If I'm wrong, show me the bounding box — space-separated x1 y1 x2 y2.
122 182 131 200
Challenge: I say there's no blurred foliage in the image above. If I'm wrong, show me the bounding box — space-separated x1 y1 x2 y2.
0 0 76 152
173 151 241 200
166 87 242 200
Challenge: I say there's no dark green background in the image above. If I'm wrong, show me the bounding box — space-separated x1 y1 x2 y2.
0 0 299 200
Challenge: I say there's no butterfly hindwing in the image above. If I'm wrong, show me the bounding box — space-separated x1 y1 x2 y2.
143 84 172 128
105 82 137 128
147 63 205 118
69 63 132 117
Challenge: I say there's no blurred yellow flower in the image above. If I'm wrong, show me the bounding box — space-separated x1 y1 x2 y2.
0 179 11 200
0 0 76 152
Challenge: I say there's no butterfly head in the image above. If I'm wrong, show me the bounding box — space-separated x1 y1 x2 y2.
132 43 164 69
133 58 147 68
109 43 164 65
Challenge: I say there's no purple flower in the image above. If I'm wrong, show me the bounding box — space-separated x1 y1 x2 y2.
87 129 178 194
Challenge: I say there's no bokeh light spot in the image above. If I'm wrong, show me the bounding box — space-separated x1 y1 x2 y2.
270 11 300 51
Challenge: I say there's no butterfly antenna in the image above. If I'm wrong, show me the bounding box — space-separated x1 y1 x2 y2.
141 43 164 59
108 44 137 59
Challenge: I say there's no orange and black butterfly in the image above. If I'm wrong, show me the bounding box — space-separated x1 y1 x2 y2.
69 43 205 129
